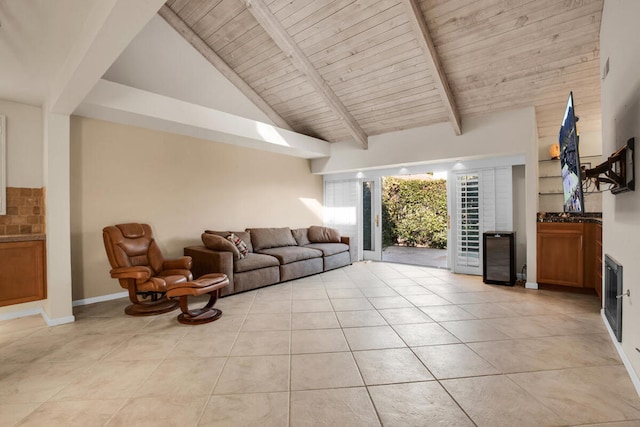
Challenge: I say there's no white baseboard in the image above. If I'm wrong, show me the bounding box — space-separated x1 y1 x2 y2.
0 307 74 326
0 307 43 322
0 292 126 326
72 291 128 307
40 310 75 326
601 309 640 397
525 281 539 289
0 291 129 326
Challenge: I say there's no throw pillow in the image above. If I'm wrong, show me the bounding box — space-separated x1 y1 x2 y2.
308 225 341 243
204 230 253 253
202 233 241 259
227 233 249 258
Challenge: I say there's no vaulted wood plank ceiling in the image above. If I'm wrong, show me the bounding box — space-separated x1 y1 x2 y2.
162 0 603 147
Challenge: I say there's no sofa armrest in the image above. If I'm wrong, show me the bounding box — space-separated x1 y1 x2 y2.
184 246 235 293
340 236 355 263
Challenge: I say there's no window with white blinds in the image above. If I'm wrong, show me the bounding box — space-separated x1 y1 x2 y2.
323 179 359 258
455 172 481 272
454 166 513 275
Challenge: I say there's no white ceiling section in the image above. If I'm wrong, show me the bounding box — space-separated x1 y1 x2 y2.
0 0 99 106
103 15 275 125
76 79 331 159
0 0 168 113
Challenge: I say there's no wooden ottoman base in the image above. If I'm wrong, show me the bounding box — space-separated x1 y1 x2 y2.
166 273 229 325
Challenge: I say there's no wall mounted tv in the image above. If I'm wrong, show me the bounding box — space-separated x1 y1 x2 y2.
559 91 585 213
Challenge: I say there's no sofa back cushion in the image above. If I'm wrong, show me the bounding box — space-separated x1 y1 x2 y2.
202 233 241 260
248 227 298 251
204 230 253 253
308 226 341 243
291 228 311 246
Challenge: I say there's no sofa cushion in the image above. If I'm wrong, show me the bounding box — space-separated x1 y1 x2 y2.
304 243 349 257
291 228 311 246
202 233 241 259
308 226 341 243
227 233 249 258
205 230 253 253
248 227 297 251
234 252 280 273
257 246 322 265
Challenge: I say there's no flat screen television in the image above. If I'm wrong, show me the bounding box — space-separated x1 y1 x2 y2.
559 91 585 213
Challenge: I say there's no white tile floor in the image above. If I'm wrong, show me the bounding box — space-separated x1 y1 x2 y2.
1 261 639 426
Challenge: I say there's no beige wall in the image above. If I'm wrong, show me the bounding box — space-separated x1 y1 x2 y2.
70 116 323 300
0 99 43 187
600 0 640 383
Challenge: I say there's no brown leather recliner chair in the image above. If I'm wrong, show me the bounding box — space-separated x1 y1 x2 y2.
102 223 191 316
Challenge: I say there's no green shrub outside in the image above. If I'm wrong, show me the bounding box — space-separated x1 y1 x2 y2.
381 177 448 249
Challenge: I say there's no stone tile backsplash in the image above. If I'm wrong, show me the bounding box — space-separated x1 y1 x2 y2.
0 187 46 235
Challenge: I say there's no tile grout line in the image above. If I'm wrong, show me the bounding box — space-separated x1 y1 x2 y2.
335 277 385 427
371 266 488 426
193 289 256 426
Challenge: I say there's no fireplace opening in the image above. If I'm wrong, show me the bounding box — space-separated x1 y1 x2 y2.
604 254 623 342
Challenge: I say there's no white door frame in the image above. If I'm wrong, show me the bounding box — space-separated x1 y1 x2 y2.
451 171 483 275
361 178 382 261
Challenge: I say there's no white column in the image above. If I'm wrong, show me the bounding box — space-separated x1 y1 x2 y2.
42 111 74 325
525 108 539 289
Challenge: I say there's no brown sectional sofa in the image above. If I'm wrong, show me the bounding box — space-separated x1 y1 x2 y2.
184 226 352 296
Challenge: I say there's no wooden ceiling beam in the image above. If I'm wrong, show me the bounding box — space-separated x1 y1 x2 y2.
158 5 294 131
243 0 369 149
403 0 462 135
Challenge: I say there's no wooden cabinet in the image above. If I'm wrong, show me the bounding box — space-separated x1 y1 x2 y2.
0 239 46 307
537 222 602 294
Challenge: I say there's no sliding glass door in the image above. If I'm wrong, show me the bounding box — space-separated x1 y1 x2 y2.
362 179 381 261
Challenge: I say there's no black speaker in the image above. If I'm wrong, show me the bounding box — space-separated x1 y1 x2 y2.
483 232 516 286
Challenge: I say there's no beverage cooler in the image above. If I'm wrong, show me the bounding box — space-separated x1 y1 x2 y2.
483 232 516 286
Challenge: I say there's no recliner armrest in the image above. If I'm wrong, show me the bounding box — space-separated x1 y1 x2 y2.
110 266 152 281
163 256 192 271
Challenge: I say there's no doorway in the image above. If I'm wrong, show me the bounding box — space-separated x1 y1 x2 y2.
362 178 382 261
380 173 448 268
451 171 481 275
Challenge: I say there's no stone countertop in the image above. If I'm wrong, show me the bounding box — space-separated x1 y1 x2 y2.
0 234 46 243
537 212 602 224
